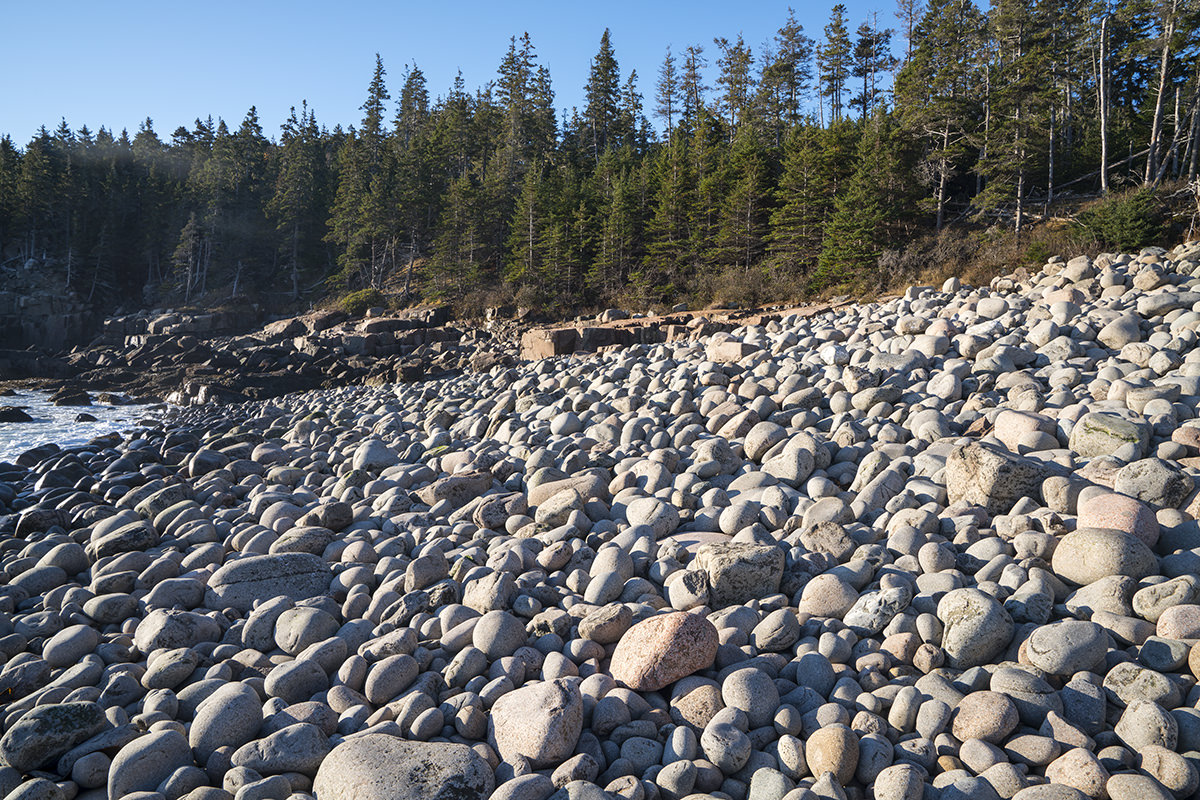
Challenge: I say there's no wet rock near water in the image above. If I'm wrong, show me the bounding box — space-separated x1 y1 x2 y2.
4 242 1200 800
4 306 520 406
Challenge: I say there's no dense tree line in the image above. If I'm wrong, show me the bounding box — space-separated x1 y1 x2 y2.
1 0 1198 313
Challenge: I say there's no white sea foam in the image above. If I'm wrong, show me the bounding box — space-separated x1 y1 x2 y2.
0 391 160 463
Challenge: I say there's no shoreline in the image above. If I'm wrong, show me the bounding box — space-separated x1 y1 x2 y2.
1 242 1200 799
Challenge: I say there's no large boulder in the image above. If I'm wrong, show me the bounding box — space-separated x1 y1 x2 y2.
1070 413 1151 460
204 553 331 613
937 588 1015 669
693 543 784 607
945 441 1051 515
0 702 106 772
610 611 719 691
489 678 582 769
1052 528 1158 585
313 735 494 800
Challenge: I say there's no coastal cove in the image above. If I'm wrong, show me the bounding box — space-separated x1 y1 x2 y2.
0 391 160 463
2 243 1200 799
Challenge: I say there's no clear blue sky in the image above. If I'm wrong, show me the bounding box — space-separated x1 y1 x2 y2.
1 0 895 144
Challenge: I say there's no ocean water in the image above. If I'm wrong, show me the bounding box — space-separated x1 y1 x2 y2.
0 390 161 463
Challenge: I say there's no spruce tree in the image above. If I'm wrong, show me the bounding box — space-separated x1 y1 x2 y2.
689 107 729 271
18 127 67 262
817 5 854 124
815 112 911 288
680 45 708 128
715 129 771 272
775 9 816 124
850 18 898 118
585 30 622 160
815 130 882 289
767 123 831 277
617 70 645 154
428 174 480 298
0 136 21 257
268 103 324 298
976 0 1052 233
894 0 986 229
644 133 695 291
328 56 396 288
589 147 639 296
654 47 681 134
394 65 434 297
505 158 551 289
713 34 755 136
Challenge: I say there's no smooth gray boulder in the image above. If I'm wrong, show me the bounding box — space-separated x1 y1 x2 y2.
204 552 331 613
313 734 494 800
0 703 106 773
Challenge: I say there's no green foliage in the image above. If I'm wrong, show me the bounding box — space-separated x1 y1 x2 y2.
340 287 385 316
1022 239 1054 266
1075 190 1167 251
2 1 1197 320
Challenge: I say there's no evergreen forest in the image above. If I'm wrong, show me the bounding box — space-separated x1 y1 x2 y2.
1 0 1198 315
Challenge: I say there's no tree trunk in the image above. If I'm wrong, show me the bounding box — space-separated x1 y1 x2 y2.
936 119 950 231
1015 166 1025 235
1047 106 1056 212
291 221 300 300
1189 89 1200 181
403 236 416 299
978 65 991 197
1152 75 1200 187
1099 15 1110 194
1173 86 1182 177
200 238 210 297
1145 1 1177 183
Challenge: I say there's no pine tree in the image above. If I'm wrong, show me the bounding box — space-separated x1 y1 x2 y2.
585 29 622 160
850 17 899 118
681 45 708 128
818 5 854 124
767 123 831 276
655 47 681 134
268 103 325 298
976 0 1052 233
894 0 986 229
714 128 771 271
713 34 755 136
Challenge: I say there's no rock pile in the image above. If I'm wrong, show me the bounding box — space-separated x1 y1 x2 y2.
5 307 516 406
2 241 1200 800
